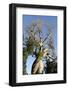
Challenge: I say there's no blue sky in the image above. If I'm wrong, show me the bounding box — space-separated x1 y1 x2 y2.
23 15 57 74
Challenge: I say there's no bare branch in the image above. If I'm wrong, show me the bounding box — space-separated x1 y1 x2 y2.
42 33 50 43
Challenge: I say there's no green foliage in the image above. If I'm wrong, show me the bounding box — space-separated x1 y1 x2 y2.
37 51 43 60
23 48 28 60
23 48 28 74
26 38 34 54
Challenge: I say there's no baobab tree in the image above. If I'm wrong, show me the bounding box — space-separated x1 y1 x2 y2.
23 19 57 74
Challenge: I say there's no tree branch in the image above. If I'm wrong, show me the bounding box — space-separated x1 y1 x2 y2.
42 33 50 43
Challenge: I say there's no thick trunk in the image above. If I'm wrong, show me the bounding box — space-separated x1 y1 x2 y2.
31 59 44 74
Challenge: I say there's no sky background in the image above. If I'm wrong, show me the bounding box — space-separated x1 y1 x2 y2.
23 15 57 74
